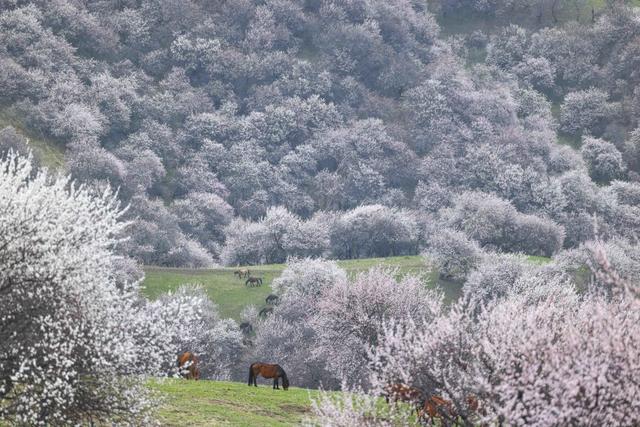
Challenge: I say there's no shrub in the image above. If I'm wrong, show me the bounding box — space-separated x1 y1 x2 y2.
425 228 482 281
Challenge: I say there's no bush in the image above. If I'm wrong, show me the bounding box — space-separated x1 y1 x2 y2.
581 137 626 183
271 258 347 299
425 228 483 281
330 205 420 259
560 89 616 137
313 268 442 388
148 285 244 380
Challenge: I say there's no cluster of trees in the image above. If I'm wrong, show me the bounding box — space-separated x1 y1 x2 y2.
310 242 640 426
434 0 600 23
3 1 640 266
221 205 420 265
0 0 439 266
485 7 640 179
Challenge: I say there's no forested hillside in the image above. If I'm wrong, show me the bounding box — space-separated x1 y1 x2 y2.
2 0 640 267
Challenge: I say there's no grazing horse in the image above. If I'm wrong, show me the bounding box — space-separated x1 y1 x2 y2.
234 269 250 279
248 362 289 390
177 352 200 380
420 395 455 424
419 394 481 425
258 306 273 318
382 383 424 413
239 322 254 335
245 276 263 287
265 294 279 305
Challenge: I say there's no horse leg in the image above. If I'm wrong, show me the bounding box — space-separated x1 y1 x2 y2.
273 378 278 389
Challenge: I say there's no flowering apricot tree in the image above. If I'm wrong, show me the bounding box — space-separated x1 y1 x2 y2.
0 152 152 425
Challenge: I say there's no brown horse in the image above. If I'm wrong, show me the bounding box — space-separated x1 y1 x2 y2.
248 362 289 390
382 383 424 409
245 276 263 287
234 269 250 279
177 352 200 380
419 395 481 425
420 395 454 421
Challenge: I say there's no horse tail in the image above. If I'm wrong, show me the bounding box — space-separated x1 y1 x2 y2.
248 364 255 386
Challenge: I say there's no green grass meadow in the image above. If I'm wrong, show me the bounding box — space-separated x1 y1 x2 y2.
149 379 322 426
142 255 463 320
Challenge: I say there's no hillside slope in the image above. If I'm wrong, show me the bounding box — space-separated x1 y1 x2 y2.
0 110 64 169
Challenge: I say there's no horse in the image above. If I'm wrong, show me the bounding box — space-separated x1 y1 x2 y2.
239 322 254 336
234 269 250 279
258 307 273 318
265 294 279 305
177 351 200 380
419 395 455 425
382 383 424 413
248 362 289 390
419 394 481 426
383 383 424 413
245 276 263 287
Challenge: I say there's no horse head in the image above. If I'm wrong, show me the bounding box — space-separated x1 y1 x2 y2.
281 369 290 390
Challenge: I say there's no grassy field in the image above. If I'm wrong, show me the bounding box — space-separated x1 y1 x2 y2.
142 255 460 319
0 109 65 169
142 255 550 320
149 379 322 426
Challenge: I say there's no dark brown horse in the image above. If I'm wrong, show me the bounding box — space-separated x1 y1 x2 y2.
382 383 424 408
248 362 289 390
177 351 200 380
245 276 263 287
258 306 273 318
265 294 279 305
234 269 250 279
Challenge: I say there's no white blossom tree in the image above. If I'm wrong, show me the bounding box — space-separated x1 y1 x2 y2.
425 228 483 281
0 152 152 425
312 268 442 389
581 137 626 183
